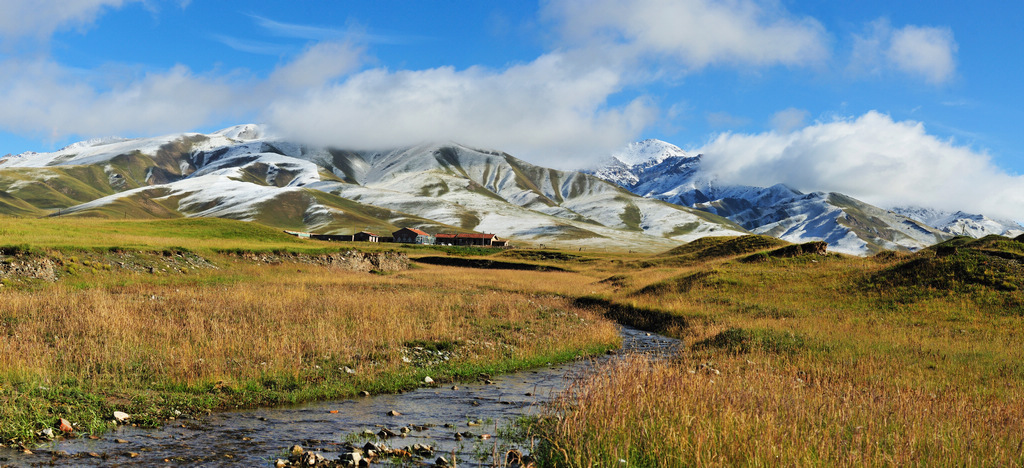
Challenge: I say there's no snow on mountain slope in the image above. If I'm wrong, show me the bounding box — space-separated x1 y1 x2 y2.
890 206 1024 238
306 143 746 248
589 139 952 255
0 126 746 252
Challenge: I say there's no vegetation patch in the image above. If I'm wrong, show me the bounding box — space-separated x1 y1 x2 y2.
618 199 642 231
639 235 788 268
692 327 806 354
572 296 689 336
661 222 700 238
498 250 590 262
867 249 1024 302
740 241 828 262
631 270 717 296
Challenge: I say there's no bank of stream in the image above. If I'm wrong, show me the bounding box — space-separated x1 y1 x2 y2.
1 327 679 467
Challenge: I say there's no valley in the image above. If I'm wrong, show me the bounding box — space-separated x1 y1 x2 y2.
0 216 1021 465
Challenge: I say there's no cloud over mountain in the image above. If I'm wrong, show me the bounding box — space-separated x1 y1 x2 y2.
698 111 1023 220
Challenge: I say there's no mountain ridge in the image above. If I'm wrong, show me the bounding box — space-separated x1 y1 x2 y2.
586 139 981 255
0 126 746 253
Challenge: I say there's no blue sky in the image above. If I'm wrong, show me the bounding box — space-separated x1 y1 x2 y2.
0 1 1021 219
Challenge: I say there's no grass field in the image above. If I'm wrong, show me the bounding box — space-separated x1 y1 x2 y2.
1 216 1022 466
0 216 620 444
526 235 1024 466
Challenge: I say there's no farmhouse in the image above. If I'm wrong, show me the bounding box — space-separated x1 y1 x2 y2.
353 231 378 242
454 233 497 247
434 233 458 245
392 227 434 245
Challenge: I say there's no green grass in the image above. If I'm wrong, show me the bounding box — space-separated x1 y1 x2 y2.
618 199 642 231
0 216 318 251
638 234 788 267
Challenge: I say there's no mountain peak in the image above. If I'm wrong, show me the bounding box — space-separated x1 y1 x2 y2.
59 136 130 152
213 124 265 141
612 139 687 166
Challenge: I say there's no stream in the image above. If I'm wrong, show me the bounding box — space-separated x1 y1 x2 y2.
1 327 680 467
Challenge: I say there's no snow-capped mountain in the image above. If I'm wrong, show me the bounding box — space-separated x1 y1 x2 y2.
890 207 1024 238
0 126 746 252
589 139 952 255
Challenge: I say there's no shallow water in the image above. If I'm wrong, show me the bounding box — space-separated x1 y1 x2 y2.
1 327 679 467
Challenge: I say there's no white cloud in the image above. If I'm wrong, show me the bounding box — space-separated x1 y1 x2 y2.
545 0 829 69
0 41 371 141
769 107 809 133
267 41 363 89
0 0 137 41
698 111 1024 220
263 52 657 167
849 19 957 84
0 59 242 139
887 26 957 85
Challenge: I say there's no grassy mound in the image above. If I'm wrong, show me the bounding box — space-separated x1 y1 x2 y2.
867 237 1024 306
498 249 590 262
630 270 718 297
692 327 807 355
640 235 789 267
740 241 829 262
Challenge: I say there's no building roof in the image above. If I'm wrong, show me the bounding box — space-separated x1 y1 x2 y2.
456 233 496 239
435 233 458 239
355 231 377 236
394 227 429 236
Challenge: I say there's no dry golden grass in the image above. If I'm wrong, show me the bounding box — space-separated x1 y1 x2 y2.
541 353 1024 466
2 261 619 384
0 257 619 441
532 252 1024 466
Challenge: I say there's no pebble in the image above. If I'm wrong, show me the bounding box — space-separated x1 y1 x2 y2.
423 376 434 384
113 411 131 423
58 418 73 433
411 443 434 456
387 410 401 416
359 391 370 397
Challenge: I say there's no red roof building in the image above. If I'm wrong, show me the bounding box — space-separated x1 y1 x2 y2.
392 227 434 244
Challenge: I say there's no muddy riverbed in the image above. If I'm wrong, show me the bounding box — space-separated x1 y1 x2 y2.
1 327 680 467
